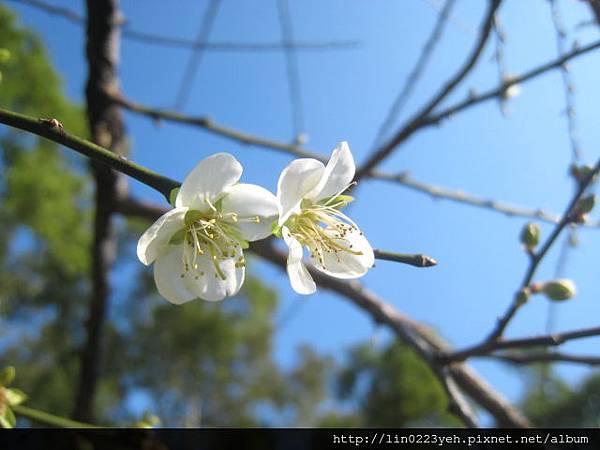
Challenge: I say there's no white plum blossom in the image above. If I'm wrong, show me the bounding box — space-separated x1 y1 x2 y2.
276 142 374 294
137 153 278 304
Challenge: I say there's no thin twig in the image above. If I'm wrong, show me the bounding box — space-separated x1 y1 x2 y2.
492 351 600 366
109 93 600 227
425 38 600 129
448 325 600 361
173 0 221 110
6 0 358 52
0 107 179 199
549 0 582 162
373 0 456 146
356 0 502 180
485 156 600 342
374 249 437 267
278 0 305 140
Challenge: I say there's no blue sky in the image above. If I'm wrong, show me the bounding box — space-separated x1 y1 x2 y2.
7 0 600 419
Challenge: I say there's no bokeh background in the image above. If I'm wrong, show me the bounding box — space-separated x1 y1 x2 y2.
2 0 600 426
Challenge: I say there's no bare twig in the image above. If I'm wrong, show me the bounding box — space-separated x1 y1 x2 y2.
492 351 600 366
434 366 479 427
109 93 600 227
549 0 582 162
448 325 600 361
6 0 358 52
0 107 179 198
425 38 600 129
373 0 456 146
360 35 600 180
278 0 305 139
173 0 221 110
374 249 437 268
356 0 502 180
485 157 600 342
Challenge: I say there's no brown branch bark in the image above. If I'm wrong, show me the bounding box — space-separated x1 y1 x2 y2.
355 0 502 180
447 325 600 361
492 352 600 366
73 0 126 422
116 195 530 428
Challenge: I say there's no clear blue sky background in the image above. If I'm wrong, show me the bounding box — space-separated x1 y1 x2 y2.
7 0 600 420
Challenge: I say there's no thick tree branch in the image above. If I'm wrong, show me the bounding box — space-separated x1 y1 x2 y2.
356 0 502 180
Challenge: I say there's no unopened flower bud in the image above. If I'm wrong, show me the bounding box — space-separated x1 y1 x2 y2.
542 279 576 301
570 164 595 184
515 288 530 305
576 195 596 215
520 222 540 251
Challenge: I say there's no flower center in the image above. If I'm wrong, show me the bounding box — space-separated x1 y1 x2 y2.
177 204 259 280
285 196 363 267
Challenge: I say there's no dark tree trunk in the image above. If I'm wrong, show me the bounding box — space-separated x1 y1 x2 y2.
73 0 127 422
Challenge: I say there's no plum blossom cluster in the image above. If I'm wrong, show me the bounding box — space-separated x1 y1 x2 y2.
137 142 374 304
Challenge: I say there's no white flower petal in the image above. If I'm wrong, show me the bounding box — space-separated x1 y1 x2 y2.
183 246 245 302
283 227 316 294
310 226 374 279
221 183 278 241
277 158 325 225
137 207 188 266
176 153 243 211
308 141 355 202
153 245 197 305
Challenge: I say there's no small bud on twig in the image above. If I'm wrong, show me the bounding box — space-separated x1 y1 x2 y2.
570 194 596 223
520 222 540 252
531 279 577 301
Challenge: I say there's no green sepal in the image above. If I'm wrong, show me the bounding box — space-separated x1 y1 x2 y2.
0 367 15 386
318 194 354 208
213 197 224 212
0 407 15 428
184 210 204 228
168 229 186 246
240 240 250 250
271 221 282 238
169 187 181 207
5 389 27 407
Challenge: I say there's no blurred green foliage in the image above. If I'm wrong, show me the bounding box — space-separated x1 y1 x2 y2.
522 364 600 427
